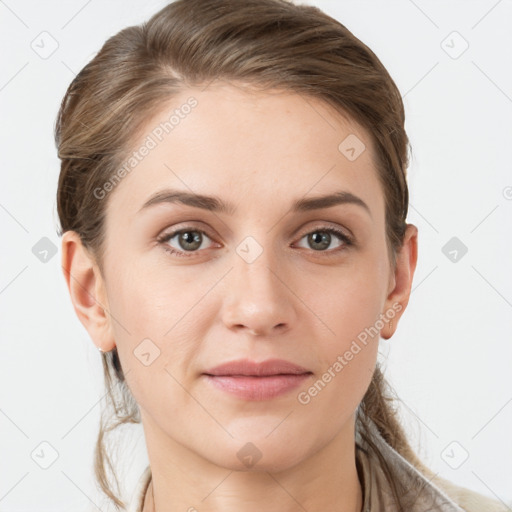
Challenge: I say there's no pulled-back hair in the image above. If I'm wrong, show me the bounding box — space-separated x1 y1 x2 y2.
55 0 434 509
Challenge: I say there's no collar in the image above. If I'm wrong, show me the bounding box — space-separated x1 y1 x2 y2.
355 416 464 511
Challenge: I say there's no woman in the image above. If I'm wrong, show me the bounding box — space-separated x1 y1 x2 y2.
55 0 507 510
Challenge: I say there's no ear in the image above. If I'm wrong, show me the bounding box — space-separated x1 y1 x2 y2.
61 231 116 352
381 223 418 340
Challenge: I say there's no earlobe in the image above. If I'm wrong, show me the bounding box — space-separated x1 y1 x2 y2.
61 231 116 352
381 224 419 339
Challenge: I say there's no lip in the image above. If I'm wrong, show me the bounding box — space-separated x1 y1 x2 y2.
204 358 311 377
202 358 313 401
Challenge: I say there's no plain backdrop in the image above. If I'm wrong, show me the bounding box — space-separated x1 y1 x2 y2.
1 0 511 510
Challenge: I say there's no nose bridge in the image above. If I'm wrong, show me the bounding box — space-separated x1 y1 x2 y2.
221 235 295 335
237 238 281 298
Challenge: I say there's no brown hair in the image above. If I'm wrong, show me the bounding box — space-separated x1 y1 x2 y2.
55 0 434 509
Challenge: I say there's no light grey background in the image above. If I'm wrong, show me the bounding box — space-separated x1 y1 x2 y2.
1 0 511 510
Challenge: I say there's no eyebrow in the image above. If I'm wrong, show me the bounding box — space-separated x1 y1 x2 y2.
138 188 372 218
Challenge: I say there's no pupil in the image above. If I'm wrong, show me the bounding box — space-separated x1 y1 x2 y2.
181 231 201 250
310 231 330 250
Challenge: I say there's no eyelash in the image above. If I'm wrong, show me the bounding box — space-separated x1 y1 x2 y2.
156 225 354 259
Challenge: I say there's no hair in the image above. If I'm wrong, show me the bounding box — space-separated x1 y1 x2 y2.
54 0 436 509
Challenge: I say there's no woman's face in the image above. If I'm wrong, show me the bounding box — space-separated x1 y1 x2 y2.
68 82 416 472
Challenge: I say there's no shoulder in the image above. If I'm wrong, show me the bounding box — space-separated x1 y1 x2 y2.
432 474 511 512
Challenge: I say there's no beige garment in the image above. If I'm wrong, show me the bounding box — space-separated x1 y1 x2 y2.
127 418 509 511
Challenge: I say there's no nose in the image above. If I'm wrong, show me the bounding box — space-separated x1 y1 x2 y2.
220 243 297 337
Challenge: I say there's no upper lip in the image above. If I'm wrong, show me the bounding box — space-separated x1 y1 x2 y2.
203 358 312 377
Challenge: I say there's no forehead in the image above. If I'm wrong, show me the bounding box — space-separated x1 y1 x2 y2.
105 82 383 222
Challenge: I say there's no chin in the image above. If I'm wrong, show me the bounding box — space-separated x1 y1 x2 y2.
204 435 309 474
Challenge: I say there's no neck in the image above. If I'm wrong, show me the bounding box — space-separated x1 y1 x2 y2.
141 414 363 512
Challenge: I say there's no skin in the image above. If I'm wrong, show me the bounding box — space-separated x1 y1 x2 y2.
61 82 418 512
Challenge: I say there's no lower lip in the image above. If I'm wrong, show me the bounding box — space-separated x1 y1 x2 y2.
203 374 312 400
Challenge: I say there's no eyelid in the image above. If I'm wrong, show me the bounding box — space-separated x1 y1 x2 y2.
296 221 353 241
157 220 218 240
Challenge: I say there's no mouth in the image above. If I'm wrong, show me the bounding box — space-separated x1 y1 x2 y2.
202 358 313 400
203 358 312 377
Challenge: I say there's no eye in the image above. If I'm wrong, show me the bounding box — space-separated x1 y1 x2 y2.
156 225 353 259
295 227 353 254
156 228 216 258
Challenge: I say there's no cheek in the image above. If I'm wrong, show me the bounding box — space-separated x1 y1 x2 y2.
301 262 384 407
304 258 387 348
302 298 380 427
330 288 384 349
105 263 210 390
107 259 206 341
